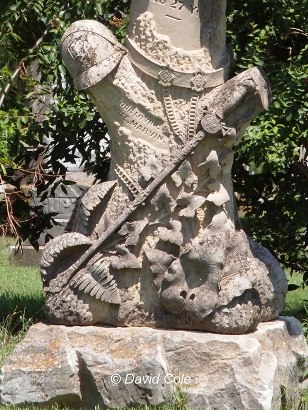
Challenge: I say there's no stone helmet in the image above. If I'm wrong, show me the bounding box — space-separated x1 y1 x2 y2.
61 20 126 90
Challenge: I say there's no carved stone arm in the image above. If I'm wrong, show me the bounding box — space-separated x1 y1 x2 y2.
202 67 271 141
61 20 127 91
208 68 270 120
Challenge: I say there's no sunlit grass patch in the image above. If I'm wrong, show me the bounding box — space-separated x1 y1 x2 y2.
283 271 307 320
0 236 44 367
0 236 44 322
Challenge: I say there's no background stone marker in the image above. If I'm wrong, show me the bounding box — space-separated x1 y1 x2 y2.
9 158 93 266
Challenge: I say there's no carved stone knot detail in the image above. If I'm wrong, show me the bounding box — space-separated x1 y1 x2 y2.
158 68 175 87
191 71 207 92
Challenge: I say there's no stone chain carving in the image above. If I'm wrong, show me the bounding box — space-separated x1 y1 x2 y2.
114 163 142 198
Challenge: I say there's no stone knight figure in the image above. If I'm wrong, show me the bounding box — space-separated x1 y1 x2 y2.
41 0 287 334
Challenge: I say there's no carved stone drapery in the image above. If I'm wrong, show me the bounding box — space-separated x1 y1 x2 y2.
40 0 287 334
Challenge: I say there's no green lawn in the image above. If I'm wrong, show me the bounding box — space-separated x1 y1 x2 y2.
283 270 308 338
284 271 307 317
0 236 45 368
0 236 44 321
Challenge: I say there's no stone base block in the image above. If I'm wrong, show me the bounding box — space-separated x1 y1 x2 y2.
9 245 43 266
0 317 307 409
9 220 67 266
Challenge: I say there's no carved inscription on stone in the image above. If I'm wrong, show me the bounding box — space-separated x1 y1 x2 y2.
130 0 204 51
43 197 77 219
114 100 166 145
150 0 199 19
33 185 82 220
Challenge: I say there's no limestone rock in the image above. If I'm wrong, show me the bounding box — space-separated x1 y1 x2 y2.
0 325 80 407
1 317 307 409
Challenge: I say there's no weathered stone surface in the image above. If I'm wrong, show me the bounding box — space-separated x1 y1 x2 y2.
38 0 288 333
9 245 43 266
0 325 81 407
1 317 307 409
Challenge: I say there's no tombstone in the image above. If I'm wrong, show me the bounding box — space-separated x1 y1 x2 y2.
1 1 307 408
9 147 93 266
41 0 286 333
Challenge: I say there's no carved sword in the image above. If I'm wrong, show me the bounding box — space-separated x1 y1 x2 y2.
48 68 270 293
48 121 216 293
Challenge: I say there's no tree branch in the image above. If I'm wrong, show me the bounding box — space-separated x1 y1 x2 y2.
0 23 53 109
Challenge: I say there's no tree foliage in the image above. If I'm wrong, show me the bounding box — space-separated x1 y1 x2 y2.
0 0 129 243
227 0 307 281
0 0 307 284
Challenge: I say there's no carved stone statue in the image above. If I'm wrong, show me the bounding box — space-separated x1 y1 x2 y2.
41 0 287 334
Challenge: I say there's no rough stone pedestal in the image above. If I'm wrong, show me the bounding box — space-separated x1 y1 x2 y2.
1 317 307 409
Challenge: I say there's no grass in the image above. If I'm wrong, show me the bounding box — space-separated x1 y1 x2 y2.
0 236 45 368
283 270 308 338
0 236 306 409
0 392 188 410
0 386 187 409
